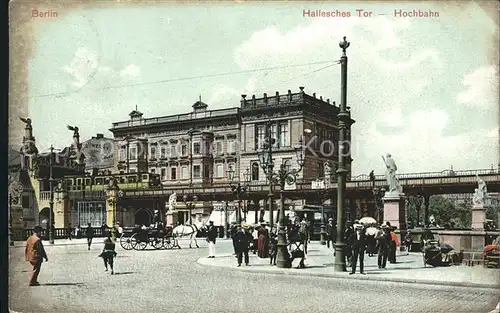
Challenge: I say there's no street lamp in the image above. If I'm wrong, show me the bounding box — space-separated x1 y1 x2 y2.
227 166 251 224
182 195 198 225
257 122 305 268
312 178 329 245
48 145 58 244
334 36 353 272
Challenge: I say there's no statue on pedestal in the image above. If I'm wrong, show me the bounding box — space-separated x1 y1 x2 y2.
473 175 488 205
382 153 402 193
168 193 177 211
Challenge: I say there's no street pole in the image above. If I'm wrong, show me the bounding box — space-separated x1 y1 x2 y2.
334 36 350 272
236 189 241 224
277 187 291 268
224 200 229 239
267 126 274 229
49 145 55 244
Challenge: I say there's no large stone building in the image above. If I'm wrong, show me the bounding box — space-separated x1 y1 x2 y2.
109 87 354 225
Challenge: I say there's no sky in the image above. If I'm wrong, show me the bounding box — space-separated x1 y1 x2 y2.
13 1 500 176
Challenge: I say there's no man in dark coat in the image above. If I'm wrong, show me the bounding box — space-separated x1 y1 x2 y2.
234 226 252 266
206 221 217 258
376 225 390 269
67 223 73 240
326 218 336 249
349 224 367 275
85 223 94 250
344 221 354 266
230 224 238 255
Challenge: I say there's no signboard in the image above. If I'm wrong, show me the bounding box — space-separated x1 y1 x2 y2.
311 180 325 189
81 137 114 170
284 182 296 190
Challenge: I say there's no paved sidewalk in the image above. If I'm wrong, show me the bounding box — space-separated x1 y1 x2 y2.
198 241 500 289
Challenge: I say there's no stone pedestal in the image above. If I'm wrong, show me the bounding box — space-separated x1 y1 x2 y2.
383 192 406 230
471 204 486 230
54 198 69 228
166 210 178 226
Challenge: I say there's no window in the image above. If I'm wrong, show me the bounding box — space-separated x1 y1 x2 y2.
193 142 201 154
77 202 106 227
171 168 177 180
151 168 156 173
318 162 325 178
161 168 166 180
171 144 177 157
181 145 187 156
22 195 30 208
129 147 137 160
150 145 157 159
160 146 167 159
228 140 236 154
204 165 210 178
193 165 201 178
215 141 222 155
118 148 125 161
283 158 292 171
181 167 187 179
216 164 223 178
204 141 211 155
255 125 266 149
279 122 289 148
270 124 278 148
251 162 259 181
130 168 137 173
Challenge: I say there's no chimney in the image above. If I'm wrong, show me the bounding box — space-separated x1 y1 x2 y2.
288 90 292 102
320 96 323 101
276 91 280 104
241 94 247 106
252 95 256 105
96 133 104 139
313 93 316 98
263 93 268 103
327 99 330 104
299 86 305 93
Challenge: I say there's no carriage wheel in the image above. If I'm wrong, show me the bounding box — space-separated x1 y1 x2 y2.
163 236 174 249
119 234 134 250
152 237 164 250
131 233 147 250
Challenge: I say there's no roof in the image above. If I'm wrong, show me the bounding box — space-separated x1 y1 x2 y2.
8 146 21 168
192 100 208 109
9 169 33 190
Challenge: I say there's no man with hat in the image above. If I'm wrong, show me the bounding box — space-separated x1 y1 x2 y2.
326 218 336 249
206 220 217 258
25 226 48 286
234 224 252 266
349 223 367 275
376 224 391 269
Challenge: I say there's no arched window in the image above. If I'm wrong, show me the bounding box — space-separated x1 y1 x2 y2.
251 162 259 181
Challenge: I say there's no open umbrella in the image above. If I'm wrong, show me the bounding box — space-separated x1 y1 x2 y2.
359 217 377 225
365 227 378 236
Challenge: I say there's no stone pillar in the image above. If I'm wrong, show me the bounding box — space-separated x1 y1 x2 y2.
471 204 486 230
383 192 406 230
166 210 178 226
106 197 116 227
53 197 69 228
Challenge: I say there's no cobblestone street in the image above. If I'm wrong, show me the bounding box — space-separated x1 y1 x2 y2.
9 239 500 313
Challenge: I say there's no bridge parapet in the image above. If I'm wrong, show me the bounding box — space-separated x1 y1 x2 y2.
351 168 499 181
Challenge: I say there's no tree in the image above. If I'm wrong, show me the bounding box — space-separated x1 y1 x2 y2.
429 195 470 228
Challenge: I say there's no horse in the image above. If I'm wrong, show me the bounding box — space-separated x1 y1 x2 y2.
171 220 208 249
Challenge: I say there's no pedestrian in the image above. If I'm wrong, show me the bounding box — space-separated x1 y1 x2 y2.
67 223 73 240
257 223 269 258
206 221 217 258
376 225 390 269
85 223 94 250
25 226 48 286
326 218 336 249
344 221 354 267
234 225 251 267
101 223 108 237
230 224 238 256
75 224 80 239
404 231 413 252
252 226 259 254
350 223 367 275
99 234 117 274
389 227 399 263
269 232 277 265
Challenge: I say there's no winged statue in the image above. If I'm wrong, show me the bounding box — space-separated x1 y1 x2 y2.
67 125 79 133
19 117 32 126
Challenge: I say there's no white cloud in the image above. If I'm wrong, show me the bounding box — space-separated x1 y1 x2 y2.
232 16 496 175
457 65 498 109
62 48 141 90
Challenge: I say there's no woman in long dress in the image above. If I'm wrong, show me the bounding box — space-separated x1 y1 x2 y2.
257 225 269 258
99 234 117 274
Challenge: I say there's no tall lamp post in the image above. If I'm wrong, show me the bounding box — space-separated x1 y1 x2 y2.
312 179 328 245
257 123 305 268
182 195 198 225
227 166 251 224
334 36 353 272
370 170 386 224
48 145 56 244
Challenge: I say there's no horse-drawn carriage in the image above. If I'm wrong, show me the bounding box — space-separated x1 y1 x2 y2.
119 226 176 250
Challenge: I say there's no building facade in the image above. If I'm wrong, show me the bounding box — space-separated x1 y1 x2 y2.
109 87 354 225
